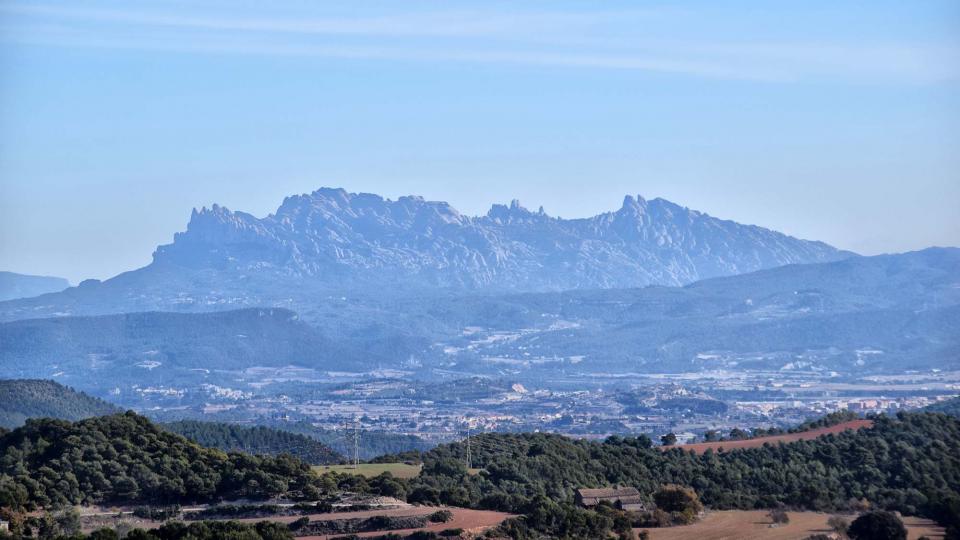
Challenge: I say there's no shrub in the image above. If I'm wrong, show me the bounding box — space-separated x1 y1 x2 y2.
827 515 850 536
87 529 120 540
428 510 453 523
848 511 907 540
438 528 463 537
132 505 181 521
768 508 790 525
653 485 702 516
288 517 310 531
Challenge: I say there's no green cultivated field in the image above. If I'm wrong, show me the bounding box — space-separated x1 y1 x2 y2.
312 462 422 479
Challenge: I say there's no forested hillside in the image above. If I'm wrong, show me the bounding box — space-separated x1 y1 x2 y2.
926 397 960 417
266 420 435 460
0 412 322 509
163 420 343 465
395 412 960 536
0 379 121 428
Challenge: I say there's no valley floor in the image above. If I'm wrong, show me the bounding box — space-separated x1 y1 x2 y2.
639 510 944 540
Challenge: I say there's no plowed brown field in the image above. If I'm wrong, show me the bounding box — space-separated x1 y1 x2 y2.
640 510 943 539
667 420 874 455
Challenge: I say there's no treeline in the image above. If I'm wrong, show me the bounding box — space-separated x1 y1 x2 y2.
162 420 343 465
3 410 960 539
0 519 294 540
0 519 462 540
0 379 121 429
390 412 960 536
413 412 959 513
0 412 324 508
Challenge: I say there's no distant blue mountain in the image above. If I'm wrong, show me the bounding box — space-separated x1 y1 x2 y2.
155 188 850 289
0 271 69 302
2 248 956 384
0 188 851 321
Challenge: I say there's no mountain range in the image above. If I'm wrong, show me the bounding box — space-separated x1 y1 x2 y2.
0 188 851 322
156 188 848 289
2 248 957 388
0 187 956 384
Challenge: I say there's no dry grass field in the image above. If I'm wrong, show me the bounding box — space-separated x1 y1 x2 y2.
312 462 422 478
669 420 875 455
640 510 944 540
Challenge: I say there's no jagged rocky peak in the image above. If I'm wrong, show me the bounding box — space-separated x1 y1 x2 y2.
619 194 647 213
486 199 550 224
150 186 853 289
273 188 467 229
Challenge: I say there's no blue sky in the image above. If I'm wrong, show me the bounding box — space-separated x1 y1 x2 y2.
1 1 958 283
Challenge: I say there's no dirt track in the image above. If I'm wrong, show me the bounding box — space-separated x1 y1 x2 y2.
666 420 874 455
640 510 944 540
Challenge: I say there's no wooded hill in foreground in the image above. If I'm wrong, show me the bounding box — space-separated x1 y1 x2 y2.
398 411 960 537
412 412 960 515
2 411 959 538
0 412 322 508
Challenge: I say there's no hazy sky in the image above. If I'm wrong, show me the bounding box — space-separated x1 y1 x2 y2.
1 1 959 283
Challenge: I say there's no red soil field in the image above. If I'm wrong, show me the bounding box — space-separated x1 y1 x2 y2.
640 510 944 540
665 419 875 455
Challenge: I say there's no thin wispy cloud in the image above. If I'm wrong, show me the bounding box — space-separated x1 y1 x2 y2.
1 2 957 84
0 3 632 39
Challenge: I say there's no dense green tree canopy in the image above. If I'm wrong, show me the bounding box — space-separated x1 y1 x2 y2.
847 510 907 540
162 420 343 465
0 412 322 508
402 412 960 528
0 379 121 429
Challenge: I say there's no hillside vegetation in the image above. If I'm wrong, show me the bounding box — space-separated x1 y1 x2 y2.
2 411 959 539
394 412 960 538
0 379 121 428
409 412 960 513
926 397 960 417
163 420 343 465
0 412 322 508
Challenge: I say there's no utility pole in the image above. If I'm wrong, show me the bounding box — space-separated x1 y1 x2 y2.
353 418 360 469
465 419 472 470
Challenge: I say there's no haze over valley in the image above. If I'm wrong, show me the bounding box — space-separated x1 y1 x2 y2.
1 188 957 451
